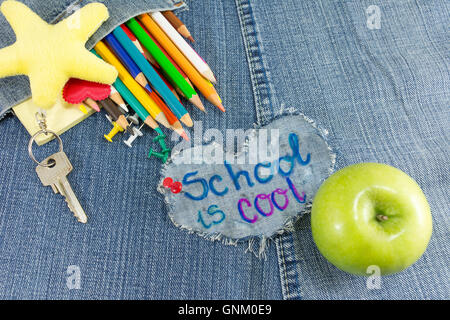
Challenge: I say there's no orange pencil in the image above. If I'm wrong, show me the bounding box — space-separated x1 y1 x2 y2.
148 88 192 132
139 14 224 112
151 90 188 139
148 90 177 125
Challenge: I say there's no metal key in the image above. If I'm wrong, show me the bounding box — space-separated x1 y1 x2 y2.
35 151 88 223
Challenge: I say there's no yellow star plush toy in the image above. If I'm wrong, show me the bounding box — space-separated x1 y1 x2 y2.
0 0 118 108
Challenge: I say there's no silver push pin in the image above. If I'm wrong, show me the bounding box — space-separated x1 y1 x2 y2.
127 113 140 126
123 124 144 148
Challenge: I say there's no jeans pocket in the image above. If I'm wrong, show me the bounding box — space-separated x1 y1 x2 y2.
0 0 187 118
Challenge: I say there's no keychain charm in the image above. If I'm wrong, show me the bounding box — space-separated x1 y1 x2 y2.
28 110 88 223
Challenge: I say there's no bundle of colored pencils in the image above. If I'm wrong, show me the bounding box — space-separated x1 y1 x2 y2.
86 11 223 154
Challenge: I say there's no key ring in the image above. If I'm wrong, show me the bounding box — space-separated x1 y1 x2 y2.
28 129 64 167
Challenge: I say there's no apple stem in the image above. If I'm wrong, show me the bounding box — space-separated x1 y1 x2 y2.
376 215 389 221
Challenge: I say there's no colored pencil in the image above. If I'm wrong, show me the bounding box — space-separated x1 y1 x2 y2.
155 67 180 101
146 85 189 140
109 84 128 113
120 24 159 68
112 26 193 127
151 12 216 83
148 89 177 125
150 93 188 140
93 44 187 140
139 14 224 112
98 97 129 130
92 43 171 129
83 98 100 112
136 20 191 86
126 18 204 112
104 33 152 92
113 77 162 134
162 11 194 42
137 22 200 108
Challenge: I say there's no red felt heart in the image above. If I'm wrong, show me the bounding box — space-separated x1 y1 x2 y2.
63 78 111 104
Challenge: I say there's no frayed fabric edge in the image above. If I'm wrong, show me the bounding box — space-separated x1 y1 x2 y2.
158 112 336 258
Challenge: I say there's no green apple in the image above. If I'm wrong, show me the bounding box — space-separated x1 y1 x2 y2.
311 163 432 276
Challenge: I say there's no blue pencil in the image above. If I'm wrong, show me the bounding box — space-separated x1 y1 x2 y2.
104 33 152 92
112 26 192 127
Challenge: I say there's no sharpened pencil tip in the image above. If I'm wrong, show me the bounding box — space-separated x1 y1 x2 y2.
84 98 100 112
145 84 153 93
119 104 129 113
155 128 164 136
181 132 189 141
189 95 205 112
218 104 226 113
181 114 194 127
203 70 217 84
188 36 195 43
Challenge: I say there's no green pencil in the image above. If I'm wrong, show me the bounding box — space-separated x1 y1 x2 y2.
126 18 204 112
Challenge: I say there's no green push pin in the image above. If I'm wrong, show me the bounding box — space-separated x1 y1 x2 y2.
162 151 169 163
148 130 171 163
148 149 166 160
153 131 169 153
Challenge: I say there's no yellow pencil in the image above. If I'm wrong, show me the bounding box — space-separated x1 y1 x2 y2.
94 41 170 129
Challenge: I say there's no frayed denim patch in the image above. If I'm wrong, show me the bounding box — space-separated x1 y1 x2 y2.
159 114 334 256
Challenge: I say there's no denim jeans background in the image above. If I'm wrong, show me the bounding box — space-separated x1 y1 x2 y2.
244 0 449 299
0 0 449 299
0 0 283 299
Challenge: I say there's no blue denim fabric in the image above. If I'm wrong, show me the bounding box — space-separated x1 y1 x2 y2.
0 0 283 299
0 0 449 300
240 0 449 299
0 0 186 116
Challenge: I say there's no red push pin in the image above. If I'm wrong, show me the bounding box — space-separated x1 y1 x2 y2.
163 177 182 194
171 181 182 194
163 177 173 188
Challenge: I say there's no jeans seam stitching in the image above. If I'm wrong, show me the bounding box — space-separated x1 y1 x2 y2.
234 0 275 126
276 237 290 299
